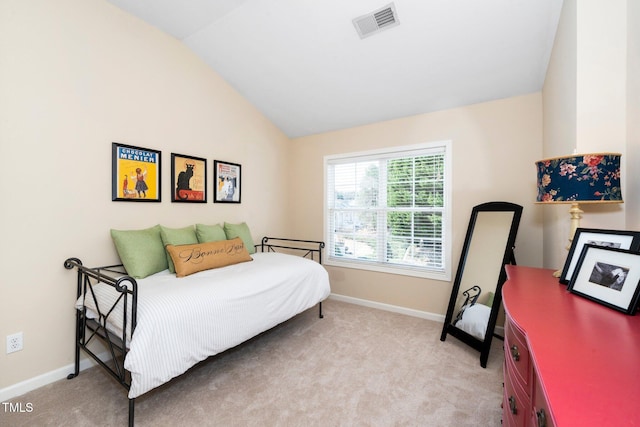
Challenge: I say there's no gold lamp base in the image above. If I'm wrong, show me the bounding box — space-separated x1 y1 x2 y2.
552 202 583 278
566 202 583 250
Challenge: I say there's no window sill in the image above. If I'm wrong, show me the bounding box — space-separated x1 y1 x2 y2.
325 257 451 281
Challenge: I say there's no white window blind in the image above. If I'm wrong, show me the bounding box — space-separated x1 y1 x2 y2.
325 141 451 279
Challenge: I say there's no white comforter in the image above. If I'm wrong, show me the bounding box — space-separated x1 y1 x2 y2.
78 252 330 398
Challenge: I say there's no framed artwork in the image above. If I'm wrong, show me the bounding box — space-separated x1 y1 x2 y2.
568 245 640 315
112 143 161 202
214 160 241 203
559 228 640 284
171 153 207 203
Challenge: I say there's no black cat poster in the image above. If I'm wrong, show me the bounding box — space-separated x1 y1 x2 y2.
171 153 207 203
112 142 161 202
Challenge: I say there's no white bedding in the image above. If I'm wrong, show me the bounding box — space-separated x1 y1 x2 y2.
77 252 330 398
455 303 490 340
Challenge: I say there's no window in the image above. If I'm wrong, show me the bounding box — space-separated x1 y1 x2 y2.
324 141 451 280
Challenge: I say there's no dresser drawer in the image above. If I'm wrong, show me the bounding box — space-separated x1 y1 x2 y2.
531 368 556 427
505 317 530 388
503 363 528 427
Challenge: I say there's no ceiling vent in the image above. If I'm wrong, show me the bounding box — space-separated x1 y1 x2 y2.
353 3 399 39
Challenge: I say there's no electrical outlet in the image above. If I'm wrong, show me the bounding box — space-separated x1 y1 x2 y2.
7 332 23 354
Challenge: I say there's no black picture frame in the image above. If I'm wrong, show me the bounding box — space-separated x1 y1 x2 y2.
171 153 207 203
559 228 640 284
213 160 241 203
568 245 640 315
112 142 161 202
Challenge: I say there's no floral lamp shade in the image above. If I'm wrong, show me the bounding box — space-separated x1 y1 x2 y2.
535 153 623 204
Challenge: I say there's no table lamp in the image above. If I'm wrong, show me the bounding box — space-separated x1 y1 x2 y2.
535 153 623 275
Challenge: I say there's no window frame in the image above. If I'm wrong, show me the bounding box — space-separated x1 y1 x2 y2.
323 140 452 281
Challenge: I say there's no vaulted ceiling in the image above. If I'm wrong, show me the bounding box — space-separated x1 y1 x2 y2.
107 0 563 138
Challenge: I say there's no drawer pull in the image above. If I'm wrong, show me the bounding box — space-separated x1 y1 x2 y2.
508 395 517 415
536 408 547 427
510 344 520 362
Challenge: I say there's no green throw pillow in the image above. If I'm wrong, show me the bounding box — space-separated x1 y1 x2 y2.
195 223 227 243
111 225 168 279
484 291 495 307
223 222 256 254
160 225 199 273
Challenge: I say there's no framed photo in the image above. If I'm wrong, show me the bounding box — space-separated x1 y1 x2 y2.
568 245 640 315
171 153 207 203
213 160 241 203
559 228 640 284
112 143 161 202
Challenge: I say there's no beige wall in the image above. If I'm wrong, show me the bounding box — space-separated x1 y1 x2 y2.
542 0 636 271
576 0 627 154
541 0 578 270
575 0 627 231
627 0 640 230
0 0 291 390
290 94 544 315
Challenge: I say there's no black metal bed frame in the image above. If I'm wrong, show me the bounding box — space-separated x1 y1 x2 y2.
64 237 325 426
452 285 482 326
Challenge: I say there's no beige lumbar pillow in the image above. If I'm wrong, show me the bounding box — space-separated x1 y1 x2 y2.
166 237 252 277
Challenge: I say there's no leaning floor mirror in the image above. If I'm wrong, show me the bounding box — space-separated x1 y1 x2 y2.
440 201 523 368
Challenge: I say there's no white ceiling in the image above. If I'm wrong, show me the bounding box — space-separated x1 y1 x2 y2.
107 0 563 138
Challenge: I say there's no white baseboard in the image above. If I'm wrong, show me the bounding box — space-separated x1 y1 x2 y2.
328 293 446 323
328 293 506 337
0 351 110 403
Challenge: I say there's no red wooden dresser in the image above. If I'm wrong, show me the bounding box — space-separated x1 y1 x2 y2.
502 265 640 426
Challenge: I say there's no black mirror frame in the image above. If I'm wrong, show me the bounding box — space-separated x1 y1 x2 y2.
440 201 523 368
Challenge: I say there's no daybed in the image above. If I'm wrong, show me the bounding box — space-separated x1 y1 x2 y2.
64 225 330 427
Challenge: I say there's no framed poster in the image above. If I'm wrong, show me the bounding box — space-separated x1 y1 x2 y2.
112 143 161 202
171 153 207 203
214 160 241 203
559 228 640 284
568 245 640 315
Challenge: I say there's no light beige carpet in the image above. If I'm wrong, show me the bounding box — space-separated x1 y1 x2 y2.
2 300 504 426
